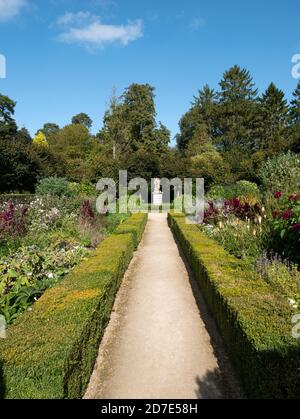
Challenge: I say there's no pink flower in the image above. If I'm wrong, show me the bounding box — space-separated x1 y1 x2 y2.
274 191 282 199
292 223 300 231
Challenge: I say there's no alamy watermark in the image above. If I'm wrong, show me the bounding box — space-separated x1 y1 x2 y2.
0 315 6 339
0 54 6 79
292 314 300 339
291 54 300 79
95 171 204 224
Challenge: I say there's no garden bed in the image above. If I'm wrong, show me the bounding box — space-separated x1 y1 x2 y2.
168 212 300 399
0 213 148 399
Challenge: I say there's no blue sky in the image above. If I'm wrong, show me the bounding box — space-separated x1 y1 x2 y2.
0 0 300 142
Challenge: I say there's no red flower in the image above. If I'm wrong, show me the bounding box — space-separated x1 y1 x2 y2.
292 223 300 231
273 210 279 219
274 191 282 199
282 209 293 220
289 194 300 202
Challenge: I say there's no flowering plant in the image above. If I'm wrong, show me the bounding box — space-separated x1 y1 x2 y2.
271 192 300 264
0 242 89 323
203 198 262 225
0 202 28 239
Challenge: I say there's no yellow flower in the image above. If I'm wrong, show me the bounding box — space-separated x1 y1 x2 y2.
33 131 48 147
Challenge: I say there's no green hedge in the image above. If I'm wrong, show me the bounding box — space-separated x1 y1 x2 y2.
115 212 148 249
168 213 300 399
0 213 148 399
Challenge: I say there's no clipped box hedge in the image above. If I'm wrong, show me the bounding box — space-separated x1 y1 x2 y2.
0 213 148 399
115 212 148 249
168 213 300 399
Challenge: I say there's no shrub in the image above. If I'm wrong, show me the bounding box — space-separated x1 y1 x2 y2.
234 180 260 205
207 181 260 205
270 193 300 264
36 177 72 197
168 213 300 399
207 185 230 200
259 152 300 195
69 182 96 198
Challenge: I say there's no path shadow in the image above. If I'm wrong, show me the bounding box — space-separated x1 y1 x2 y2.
171 233 245 400
195 369 225 399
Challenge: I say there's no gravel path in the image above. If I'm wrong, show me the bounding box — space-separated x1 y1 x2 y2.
85 213 243 400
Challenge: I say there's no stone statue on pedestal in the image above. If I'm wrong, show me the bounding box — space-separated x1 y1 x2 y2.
153 178 163 206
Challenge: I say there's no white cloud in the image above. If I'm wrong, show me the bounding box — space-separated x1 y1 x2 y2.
57 12 143 49
0 0 26 22
57 12 96 26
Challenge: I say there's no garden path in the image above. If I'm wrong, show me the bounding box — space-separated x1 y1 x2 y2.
85 213 243 400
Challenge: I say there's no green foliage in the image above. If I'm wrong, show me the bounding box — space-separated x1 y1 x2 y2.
203 217 264 260
48 124 94 182
0 139 40 193
168 213 300 399
207 181 260 204
259 152 300 195
36 177 72 197
234 180 261 204
256 83 290 153
270 194 300 263
0 194 34 205
257 253 300 309
115 213 148 249
0 213 147 399
177 85 218 151
0 94 17 137
207 185 230 200
39 123 60 137
99 84 170 159
290 81 300 125
68 182 96 197
216 65 258 153
0 243 89 324
71 113 93 130
126 148 162 181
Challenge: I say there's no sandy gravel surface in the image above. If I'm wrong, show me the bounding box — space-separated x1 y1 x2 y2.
85 213 244 400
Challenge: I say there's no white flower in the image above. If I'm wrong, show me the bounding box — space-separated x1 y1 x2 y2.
288 299 298 309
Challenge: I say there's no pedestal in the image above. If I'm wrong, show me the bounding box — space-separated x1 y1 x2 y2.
152 193 163 206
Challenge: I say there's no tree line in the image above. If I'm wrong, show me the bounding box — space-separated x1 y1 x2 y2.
0 65 299 193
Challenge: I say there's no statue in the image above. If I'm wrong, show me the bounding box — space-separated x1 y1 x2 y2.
152 178 163 206
154 178 161 194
